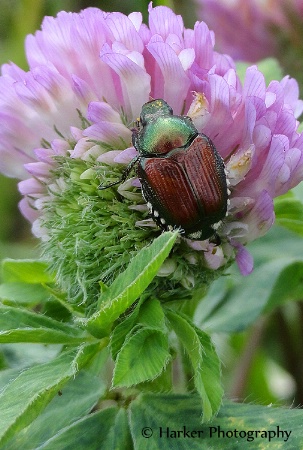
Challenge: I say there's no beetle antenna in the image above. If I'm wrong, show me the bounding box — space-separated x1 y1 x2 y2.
224 144 239 163
98 155 140 190
98 178 123 190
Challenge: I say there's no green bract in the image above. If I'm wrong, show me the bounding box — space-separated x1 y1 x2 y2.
41 155 227 307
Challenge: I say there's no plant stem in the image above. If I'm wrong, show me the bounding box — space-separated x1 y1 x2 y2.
228 316 268 401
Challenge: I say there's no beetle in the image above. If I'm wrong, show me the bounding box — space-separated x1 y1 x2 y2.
99 99 229 241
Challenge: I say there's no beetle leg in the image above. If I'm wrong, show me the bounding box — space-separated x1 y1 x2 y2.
209 232 221 245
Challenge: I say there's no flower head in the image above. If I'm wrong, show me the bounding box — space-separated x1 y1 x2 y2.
1 4 303 305
196 0 303 84
196 0 278 62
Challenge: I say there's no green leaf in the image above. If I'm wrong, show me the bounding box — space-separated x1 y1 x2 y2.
36 408 131 450
195 225 303 332
84 231 178 338
274 195 303 236
0 345 61 379
112 327 171 387
138 360 174 393
252 224 303 267
130 395 303 449
110 303 142 361
196 258 303 332
196 259 294 332
264 261 303 312
0 282 49 306
110 298 167 361
2 371 106 449
1 259 53 284
0 329 88 345
0 343 99 446
166 310 223 421
137 298 167 332
0 305 89 344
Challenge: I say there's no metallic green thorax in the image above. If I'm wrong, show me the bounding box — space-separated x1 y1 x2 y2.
133 100 198 156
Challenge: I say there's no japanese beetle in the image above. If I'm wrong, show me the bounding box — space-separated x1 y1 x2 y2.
99 99 229 241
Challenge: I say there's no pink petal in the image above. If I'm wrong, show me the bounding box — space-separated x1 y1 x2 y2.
256 134 287 196
204 245 225 270
105 12 144 52
191 21 214 70
18 198 39 222
84 121 131 147
101 43 150 118
18 178 45 195
178 48 195 71
97 150 124 164
24 161 51 177
148 4 184 40
128 12 143 32
114 146 137 163
70 138 95 159
243 190 275 240
280 76 303 117
147 40 190 113
235 243 254 276
244 66 266 99
51 139 71 155
87 101 123 123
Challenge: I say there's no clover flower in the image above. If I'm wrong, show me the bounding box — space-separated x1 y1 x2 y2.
1 4 303 306
195 0 281 62
196 0 303 84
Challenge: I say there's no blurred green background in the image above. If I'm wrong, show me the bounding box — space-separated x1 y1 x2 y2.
1 0 303 410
